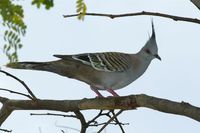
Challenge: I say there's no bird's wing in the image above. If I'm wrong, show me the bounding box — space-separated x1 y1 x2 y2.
54 52 132 72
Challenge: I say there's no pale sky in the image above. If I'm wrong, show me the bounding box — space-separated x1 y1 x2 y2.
1 0 200 133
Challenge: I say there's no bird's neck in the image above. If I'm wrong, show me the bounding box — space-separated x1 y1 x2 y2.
129 53 152 81
134 51 153 76
137 50 153 63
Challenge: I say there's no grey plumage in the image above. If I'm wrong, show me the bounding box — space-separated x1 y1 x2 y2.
6 21 160 97
55 52 131 72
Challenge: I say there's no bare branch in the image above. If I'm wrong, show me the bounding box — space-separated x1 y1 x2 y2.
89 121 129 127
63 11 200 25
0 88 33 99
0 105 13 126
0 97 9 104
97 110 123 133
111 110 125 133
191 0 200 10
30 112 77 118
87 110 103 125
0 94 200 127
0 128 12 133
74 111 87 133
0 70 37 100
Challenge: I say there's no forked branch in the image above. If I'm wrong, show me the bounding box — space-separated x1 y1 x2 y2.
0 70 200 132
0 70 37 100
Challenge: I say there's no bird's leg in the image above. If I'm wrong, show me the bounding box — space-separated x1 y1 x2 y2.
90 86 104 98
107 88 119 97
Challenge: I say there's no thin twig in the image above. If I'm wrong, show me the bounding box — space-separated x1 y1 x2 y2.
87 110 103 125
0 88 32 99
55 121 80 132
87 110 128 130
0 128 12 133
30 113 77 118
0 70 37 100
63 11 200 25
89 122 129 127
97 110 123 133
111 110 125 133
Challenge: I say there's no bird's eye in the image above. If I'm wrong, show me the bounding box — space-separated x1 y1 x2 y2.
145 49 151 54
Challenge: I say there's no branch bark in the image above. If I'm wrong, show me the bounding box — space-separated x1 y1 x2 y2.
0 97 12 126
63 11 200 25
0 94 200 127
0 70 37 100
191 0 200 10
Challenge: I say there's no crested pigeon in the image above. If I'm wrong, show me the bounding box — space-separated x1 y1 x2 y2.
6 21 161 97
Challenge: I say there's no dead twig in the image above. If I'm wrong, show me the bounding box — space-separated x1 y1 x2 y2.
0 128 12 133
97 110 123 133
30 112 77 118
0 88 33 99
111 110 125 133
0 70 37 100
63 11 200 25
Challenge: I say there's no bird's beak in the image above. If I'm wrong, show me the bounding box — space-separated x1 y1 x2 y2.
154 54 161 61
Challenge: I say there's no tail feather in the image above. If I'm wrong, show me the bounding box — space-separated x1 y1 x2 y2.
6 62 48 71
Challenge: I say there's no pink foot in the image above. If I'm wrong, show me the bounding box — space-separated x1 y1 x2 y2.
107 88 119 97
90 86 104 98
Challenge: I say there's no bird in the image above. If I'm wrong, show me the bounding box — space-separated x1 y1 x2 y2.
6 21 161 97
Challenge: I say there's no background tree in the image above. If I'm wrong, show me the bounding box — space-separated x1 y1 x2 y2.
0 0 86 62
1 0 200 133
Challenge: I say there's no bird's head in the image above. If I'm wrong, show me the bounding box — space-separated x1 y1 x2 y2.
140 21 161 61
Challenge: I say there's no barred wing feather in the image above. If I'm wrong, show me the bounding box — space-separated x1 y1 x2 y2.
72 52 132 72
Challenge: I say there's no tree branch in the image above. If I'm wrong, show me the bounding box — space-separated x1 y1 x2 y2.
63 11 200 25
0 88 33 100
74 111 87 133
97 109 123 133
0 128 12 133
0 94 200 127
30 113 77 118
0 105 13 126
111 110 125 133
191 0 200 10
0 70 37 100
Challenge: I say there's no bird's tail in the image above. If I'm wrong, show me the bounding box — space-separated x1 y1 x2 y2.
6 62 50 71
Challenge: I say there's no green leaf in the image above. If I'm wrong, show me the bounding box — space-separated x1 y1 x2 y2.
76 0 82 4
8 31 13 37
16 38 20 44
76 7 82 13
31 0 54 10
4 30 8 36
11 32 15 39
0 0 26 62
6 45 11 51
76 0 87 20
18 44 23 49
14 34 18 41
3 44 7 52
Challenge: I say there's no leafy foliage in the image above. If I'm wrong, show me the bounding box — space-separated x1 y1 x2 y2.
0 0 87 63
31 0 54 10
76 0 87 20
0 0 26 62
